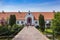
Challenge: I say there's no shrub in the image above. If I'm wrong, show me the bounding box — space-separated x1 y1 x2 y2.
0 24 24 36
9 15 16 26
39 14 45 32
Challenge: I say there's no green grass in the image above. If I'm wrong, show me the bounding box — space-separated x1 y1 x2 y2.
37 27 60 40
45 29 60 40
0 37 12 40
0 38 11 40
45 29 53 34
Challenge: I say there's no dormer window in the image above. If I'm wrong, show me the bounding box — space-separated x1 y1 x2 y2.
2 10 5 13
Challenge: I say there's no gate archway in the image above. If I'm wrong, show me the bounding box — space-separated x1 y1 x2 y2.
27 17 32 25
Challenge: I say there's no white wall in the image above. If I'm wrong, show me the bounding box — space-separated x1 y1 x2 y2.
16 11 51 27
34 20 39 26
16 11 35 26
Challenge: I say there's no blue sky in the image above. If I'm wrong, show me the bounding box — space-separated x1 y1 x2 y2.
0 0 60 12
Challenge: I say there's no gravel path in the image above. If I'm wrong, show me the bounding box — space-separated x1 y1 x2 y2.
12 26 49 40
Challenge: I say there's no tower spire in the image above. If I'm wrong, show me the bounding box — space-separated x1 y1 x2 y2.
29 10 30 13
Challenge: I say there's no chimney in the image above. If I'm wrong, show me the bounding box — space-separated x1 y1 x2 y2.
53 10 55 13
18 10 21 13
2 10 5 13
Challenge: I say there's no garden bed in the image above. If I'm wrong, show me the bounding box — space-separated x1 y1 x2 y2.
0 25 24 40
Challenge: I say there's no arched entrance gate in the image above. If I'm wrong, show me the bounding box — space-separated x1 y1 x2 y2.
27 17 32 26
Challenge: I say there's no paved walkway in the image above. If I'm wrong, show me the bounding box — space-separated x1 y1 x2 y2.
12 26 49 40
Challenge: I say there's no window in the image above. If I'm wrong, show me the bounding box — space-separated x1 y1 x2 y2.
17 21 19 24
46 23 50 28
46 23 50 26
21 21 24 24
35 21 37 24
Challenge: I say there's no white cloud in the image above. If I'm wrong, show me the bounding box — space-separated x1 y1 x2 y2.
0 0 60 12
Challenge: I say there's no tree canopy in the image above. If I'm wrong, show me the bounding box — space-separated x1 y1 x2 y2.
52 12 60 34
39 14 45 32
9 15 16 26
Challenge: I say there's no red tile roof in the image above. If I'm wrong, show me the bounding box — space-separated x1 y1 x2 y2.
0 12 54 20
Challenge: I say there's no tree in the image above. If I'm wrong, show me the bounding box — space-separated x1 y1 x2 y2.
52 12 60 34
39 14 45 32
9 15 16 26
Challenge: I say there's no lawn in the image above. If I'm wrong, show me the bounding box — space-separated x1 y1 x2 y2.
0 38 12 40
45 29 60 40
45 29 53 34
36 27 60 40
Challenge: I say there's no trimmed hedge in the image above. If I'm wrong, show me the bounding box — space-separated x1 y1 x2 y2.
0 24 24 36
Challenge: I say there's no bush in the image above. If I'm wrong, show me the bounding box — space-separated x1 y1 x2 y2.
35 25 40 29
9 15 16 26
0 24 24 36
39 14 45 32
0 26 8 36
45 29 53 34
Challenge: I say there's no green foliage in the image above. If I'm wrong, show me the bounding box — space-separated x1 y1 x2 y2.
39 14 45 32
9 15 16 26
0 25 24 36
45 29 53 34
0 26 8 36
52 12 60 34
